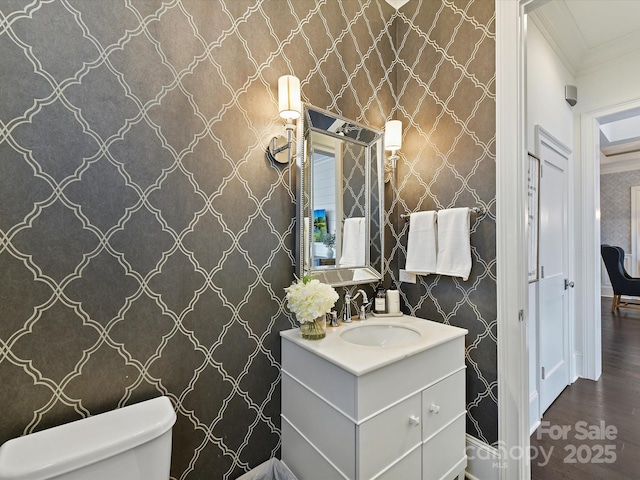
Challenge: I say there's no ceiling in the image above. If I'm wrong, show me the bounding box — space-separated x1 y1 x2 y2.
531 0 640 160
530 0 640 77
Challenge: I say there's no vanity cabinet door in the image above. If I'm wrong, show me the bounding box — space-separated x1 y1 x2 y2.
422 415 466 480
421 371 466 480
357 393 422 479
421 370 465 441
375 447 422 480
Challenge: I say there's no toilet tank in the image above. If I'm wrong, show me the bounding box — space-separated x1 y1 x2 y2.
0 396 176 480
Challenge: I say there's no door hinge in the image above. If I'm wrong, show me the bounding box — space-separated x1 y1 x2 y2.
541 366 546 380
540 164 543 178
518 309 524 322
541 266 545 278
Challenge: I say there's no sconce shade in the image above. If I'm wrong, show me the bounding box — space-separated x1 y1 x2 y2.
384 120 402 151
278 75 301 120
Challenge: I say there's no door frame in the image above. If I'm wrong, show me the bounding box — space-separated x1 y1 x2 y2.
579 98 640 381
496 1 530 478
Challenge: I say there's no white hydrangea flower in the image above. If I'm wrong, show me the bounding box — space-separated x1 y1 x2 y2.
285 277 339 324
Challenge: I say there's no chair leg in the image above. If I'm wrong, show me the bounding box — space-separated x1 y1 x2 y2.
611 295 615 312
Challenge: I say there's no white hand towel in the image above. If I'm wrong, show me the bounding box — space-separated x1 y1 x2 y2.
303 216 310 264
339 217 366 267
435 207 472 281
405 211 437 275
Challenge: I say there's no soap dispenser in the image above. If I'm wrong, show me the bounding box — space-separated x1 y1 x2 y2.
374 284 386 314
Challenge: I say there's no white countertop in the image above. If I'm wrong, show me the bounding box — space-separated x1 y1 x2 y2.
280 315 467 376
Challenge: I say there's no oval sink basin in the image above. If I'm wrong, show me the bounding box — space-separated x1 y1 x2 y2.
340 324 421 347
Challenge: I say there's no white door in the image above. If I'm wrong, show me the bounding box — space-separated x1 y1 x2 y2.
537 128 571 414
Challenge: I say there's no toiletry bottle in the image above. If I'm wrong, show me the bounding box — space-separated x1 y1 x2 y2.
375 285 386 314
386 289 400 314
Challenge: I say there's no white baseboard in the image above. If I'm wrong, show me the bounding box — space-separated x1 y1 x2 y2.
573 352 583 380
465 434 500 480
599 293 634 302
529 391 540 435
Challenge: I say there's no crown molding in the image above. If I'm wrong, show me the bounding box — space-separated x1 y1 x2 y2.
600 151 640 175
529 2 640 78
529 4 582 77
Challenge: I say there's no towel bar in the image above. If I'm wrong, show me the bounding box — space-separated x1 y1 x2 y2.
400 206 485 221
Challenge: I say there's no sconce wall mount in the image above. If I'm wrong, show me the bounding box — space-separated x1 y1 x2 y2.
266 135 294 164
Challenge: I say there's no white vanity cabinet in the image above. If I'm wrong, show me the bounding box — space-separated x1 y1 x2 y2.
280 316 467 480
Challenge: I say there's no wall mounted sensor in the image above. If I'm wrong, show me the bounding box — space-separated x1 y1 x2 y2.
565 85 578 107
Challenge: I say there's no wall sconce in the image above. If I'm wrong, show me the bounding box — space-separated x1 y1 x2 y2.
266 75 301 164
384 119 402 183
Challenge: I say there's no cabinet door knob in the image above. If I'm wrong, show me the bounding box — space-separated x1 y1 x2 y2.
429 404 440 414
409 415 420 426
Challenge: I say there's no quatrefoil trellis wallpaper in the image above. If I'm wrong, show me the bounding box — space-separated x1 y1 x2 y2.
0 1 496 479
393 0 497 445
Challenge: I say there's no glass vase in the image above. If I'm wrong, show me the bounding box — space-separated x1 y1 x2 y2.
299 316 326 340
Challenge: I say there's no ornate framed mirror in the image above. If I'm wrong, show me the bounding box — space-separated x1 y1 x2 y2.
296 105 384 287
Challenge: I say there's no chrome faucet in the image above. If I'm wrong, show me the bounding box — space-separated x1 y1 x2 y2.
343 289 370 323
343 291 353 323
356 289 369 320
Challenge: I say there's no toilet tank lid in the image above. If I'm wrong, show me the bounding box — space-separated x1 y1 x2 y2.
0 396 176 480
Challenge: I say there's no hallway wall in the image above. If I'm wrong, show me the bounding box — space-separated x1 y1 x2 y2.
600 170 640 252
526 17 576 431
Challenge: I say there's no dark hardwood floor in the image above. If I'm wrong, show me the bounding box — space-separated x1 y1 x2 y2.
530 297 640 479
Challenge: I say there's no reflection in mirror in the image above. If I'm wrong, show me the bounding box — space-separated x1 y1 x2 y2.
296 105 384 287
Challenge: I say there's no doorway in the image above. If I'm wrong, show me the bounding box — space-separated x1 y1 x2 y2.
580 99 640 383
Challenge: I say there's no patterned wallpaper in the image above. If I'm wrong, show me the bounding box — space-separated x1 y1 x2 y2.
342 142 367 219
0 1 496 479
600 170 640 252
341 140 383 271
390 0 498 445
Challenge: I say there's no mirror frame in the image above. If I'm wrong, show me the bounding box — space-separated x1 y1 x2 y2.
295 104 384 287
